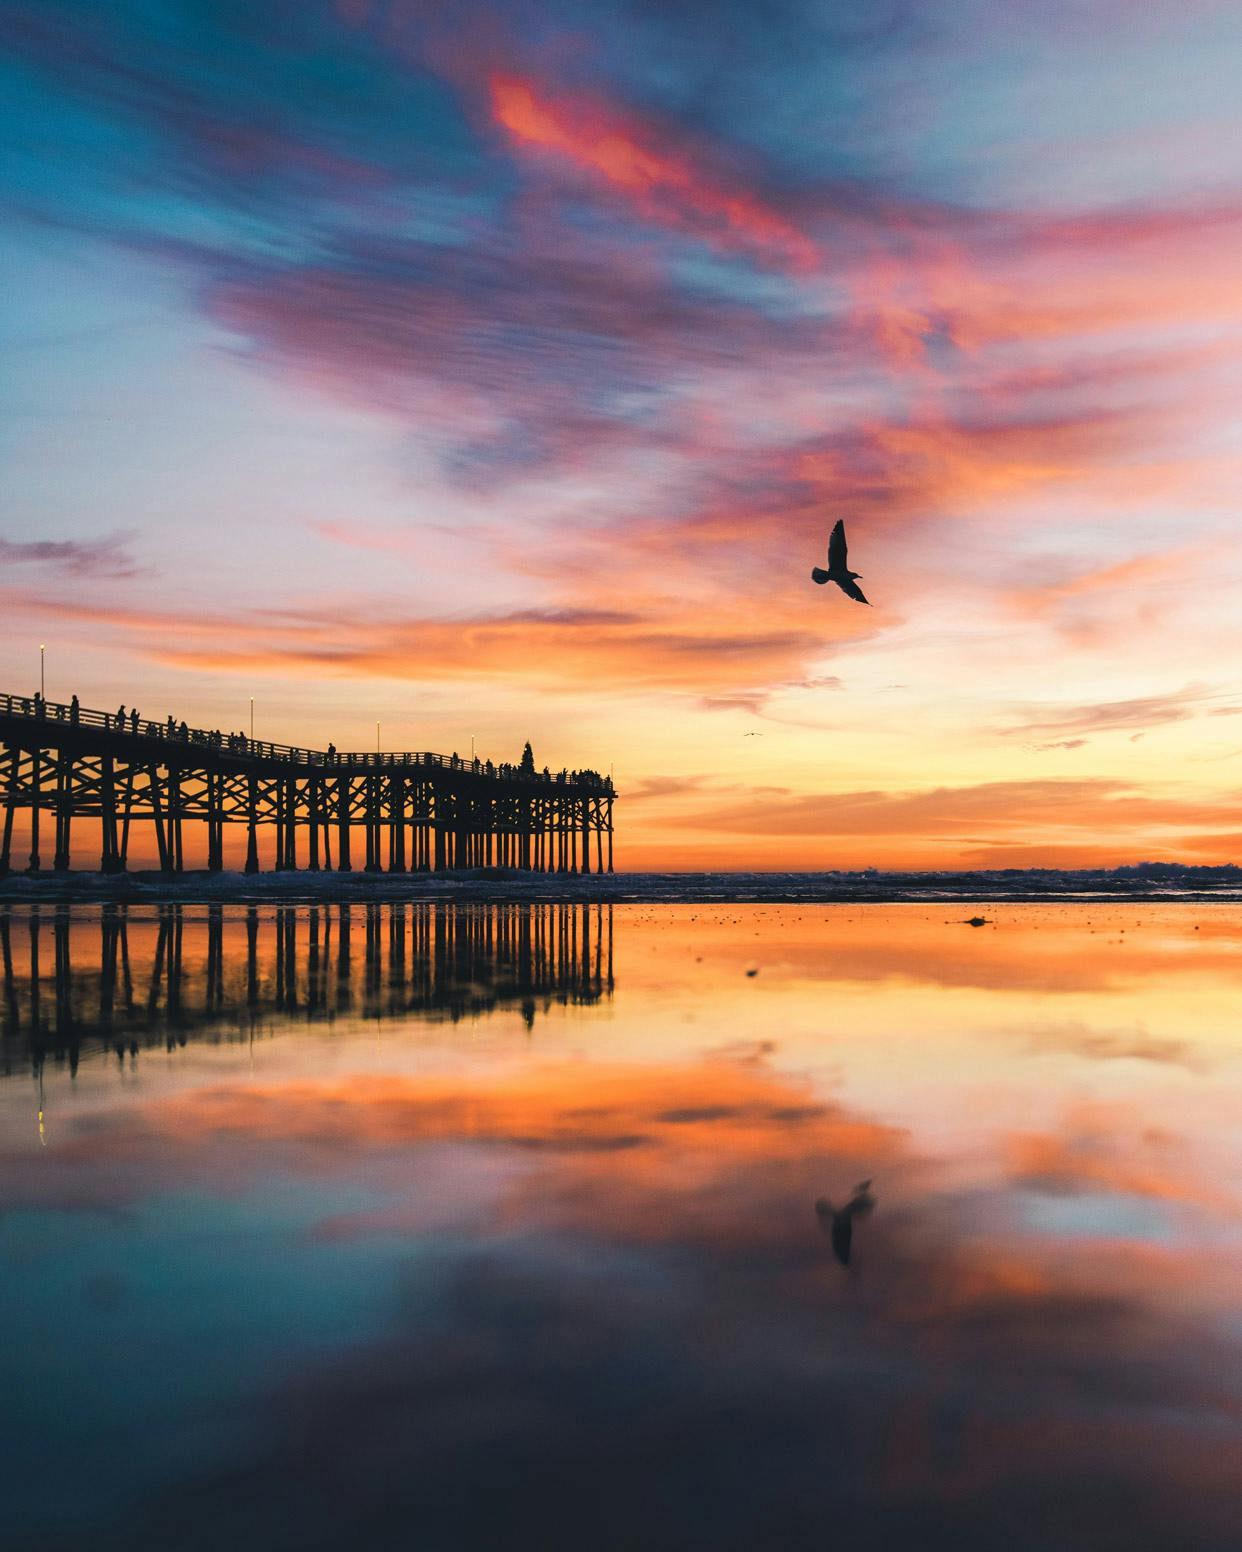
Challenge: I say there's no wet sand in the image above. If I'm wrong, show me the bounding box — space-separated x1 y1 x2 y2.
1 864 1240 905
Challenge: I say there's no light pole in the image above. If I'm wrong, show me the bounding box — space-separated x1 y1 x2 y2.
471 733 475 763
40 644 45 700
249 697 254 740
376 720 381 755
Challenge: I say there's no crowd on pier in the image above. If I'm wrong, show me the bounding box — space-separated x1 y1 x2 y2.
3 692 614 792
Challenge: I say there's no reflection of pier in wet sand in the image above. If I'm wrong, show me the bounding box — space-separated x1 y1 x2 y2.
0 903 614 1074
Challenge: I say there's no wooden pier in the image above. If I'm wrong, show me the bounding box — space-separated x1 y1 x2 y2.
0 694 615 875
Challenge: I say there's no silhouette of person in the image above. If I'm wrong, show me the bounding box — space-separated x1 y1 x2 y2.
70 694 79 724
130 709 139 733
116 704 125 728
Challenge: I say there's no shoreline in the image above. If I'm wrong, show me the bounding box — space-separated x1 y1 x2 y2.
1 868 1239 906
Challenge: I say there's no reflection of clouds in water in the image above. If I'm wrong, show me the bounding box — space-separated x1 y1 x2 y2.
1020 1019 1206 1070
5 904 1242 1549
20 1059 1240 1551
1006 1112 1233 1212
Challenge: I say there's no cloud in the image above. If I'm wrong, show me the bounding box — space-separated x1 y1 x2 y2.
1003 687 1215 740
9 0 1242 869
2 588 829 696
621 774 713 803
649 776 1242 849
487 72 819 272
0 532 143 578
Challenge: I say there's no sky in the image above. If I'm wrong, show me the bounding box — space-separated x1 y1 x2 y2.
3 0 1242 870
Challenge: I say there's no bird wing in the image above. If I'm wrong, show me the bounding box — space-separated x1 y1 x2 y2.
828 519 847 571
810 567 830 585
836 576 870 605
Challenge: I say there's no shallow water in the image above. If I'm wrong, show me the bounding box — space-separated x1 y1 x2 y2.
2 902 1241 1551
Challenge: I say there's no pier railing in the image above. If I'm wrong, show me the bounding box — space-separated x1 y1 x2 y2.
0 692 613 793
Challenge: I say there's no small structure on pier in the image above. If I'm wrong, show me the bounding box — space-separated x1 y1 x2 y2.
0 693 615 875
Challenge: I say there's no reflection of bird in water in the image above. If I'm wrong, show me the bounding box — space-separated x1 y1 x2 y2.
811 519 870 604
815 1180 876 1266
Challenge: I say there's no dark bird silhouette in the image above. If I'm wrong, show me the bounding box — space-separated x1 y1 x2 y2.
811 520 870 604
815 1179 876 1267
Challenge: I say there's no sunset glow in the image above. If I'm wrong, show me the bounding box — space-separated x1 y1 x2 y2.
4 1 1242 868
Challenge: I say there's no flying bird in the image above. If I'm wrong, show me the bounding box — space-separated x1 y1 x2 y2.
812 520 870 604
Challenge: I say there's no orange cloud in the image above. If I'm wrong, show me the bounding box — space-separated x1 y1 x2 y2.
489 73 819 273
4 586 850 699
651 776 1242 838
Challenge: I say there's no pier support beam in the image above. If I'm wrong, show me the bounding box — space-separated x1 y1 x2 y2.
245 773 260 874
53 749 72 872
118 764 134 873
274 777 286 873
389 774 406 873
27 749 42 874
337 776 352 872
100 755 119 873
308 779 321 872
206 771 224 873
1 745 19 876
283 778 297 870
150 767 171 873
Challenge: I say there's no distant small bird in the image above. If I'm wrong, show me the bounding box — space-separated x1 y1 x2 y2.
743 732 762 737
815 1179 876 1267
812 520 870 604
